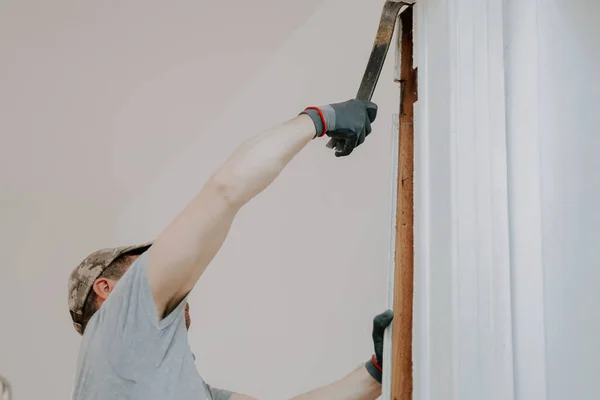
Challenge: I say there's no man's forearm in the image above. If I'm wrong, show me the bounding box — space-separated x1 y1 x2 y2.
289 366 381 400
211 114 315 207
229 310 393 400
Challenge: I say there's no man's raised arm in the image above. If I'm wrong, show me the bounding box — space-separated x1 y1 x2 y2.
146 99 378 317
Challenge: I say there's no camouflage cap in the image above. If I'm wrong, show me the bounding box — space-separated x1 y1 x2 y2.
68 242 152 335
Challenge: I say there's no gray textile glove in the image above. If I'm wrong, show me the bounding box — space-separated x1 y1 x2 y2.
301 99 378 157
365 309 394 383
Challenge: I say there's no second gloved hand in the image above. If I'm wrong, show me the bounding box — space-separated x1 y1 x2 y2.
365 309 394 384
301 99 378 157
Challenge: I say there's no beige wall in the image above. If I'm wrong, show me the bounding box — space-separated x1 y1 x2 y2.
0 195 113 397
0 0 398 399
115 0 399 399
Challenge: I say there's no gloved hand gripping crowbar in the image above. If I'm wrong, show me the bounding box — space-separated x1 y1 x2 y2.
327 0 415 151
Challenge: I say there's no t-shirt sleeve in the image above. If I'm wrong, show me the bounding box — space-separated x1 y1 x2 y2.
94 250 189 378
205 384 234 400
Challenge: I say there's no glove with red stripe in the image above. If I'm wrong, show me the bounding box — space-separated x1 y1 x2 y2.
300 99 378 157
365 309 394 383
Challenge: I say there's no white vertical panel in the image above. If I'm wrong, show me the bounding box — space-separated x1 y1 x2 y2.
412 1 431 400
417 0 600 399
449 1 514 399
414 0 455 399
535 1 600 399
416 0 515 399
503 0 548 398
381 114 400 400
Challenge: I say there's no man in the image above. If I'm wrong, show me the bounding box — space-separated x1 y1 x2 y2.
68 99 394 399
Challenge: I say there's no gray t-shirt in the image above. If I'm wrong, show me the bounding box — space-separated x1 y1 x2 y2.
72 252 232 400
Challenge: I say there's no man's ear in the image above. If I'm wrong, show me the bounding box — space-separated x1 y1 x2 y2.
92 278 114 301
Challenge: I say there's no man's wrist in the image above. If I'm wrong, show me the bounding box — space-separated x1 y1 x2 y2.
301 108 326 138
365 355 383 384
300 105 337 139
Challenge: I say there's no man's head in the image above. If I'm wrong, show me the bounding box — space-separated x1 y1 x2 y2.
68 243 192 335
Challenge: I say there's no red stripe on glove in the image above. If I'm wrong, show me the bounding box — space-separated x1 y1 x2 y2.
371 354 382 372
304 106 327 137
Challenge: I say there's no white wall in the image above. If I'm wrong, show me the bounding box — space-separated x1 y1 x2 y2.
505 1 600 398
1 0 400 399
536 1 600 398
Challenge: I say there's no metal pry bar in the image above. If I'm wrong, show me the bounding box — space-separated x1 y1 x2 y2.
356 0 415 101
327 0 415 151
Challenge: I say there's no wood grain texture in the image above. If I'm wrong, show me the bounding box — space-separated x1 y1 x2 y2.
391 7 416 400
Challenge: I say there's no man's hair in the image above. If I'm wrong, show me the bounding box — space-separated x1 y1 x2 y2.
80 248 147 332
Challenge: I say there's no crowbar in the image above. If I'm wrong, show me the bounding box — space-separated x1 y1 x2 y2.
327 0 415 152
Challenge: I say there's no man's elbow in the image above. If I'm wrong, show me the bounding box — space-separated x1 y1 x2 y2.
206 171 247 209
